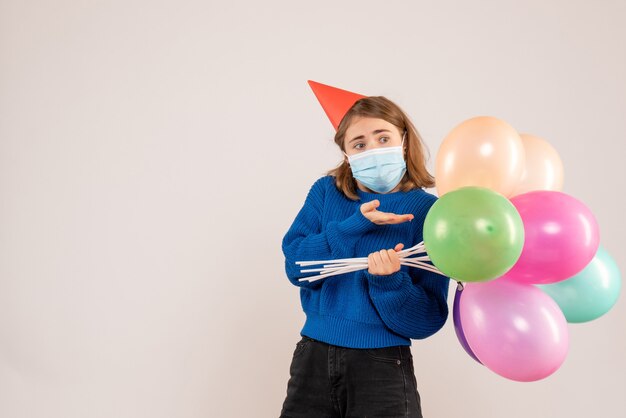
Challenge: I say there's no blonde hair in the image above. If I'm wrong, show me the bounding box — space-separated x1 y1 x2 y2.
326 96 434 200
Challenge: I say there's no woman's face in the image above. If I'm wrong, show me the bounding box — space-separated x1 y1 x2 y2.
343 117 404 157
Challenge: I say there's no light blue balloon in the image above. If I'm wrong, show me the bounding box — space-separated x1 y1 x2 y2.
538 246 621 323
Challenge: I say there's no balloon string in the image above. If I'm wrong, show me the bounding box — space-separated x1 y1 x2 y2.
296 242 428 267
296 242 447 282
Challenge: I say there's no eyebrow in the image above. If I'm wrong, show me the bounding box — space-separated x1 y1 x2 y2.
348 129 392 144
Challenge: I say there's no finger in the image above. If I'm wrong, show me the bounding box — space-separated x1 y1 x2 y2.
388 249 400 270
394 243 404 252
379 249 392 266
372 251 383 266
368 253 377 268
374 250 390 275
374 212 396 224
370 252 383 275
383 214 414 225
387 248 399 262
373 211 412 221
384 249 400 274
361 199 380 214
367 253 376 274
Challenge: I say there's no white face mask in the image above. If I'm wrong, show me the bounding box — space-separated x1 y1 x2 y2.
344 132 407 193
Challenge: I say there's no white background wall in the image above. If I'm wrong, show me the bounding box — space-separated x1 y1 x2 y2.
1 1 624 417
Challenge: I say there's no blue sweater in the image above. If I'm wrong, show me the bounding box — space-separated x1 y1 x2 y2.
282 175 450 349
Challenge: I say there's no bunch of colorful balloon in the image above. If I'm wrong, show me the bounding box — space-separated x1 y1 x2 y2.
423 116 621 382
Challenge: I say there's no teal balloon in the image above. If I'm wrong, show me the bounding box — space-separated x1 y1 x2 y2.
538 246 621 323
423 186 524 282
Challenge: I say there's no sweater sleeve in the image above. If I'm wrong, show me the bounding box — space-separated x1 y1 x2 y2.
282 177 378 289
365 191 450 339
365 267 450 339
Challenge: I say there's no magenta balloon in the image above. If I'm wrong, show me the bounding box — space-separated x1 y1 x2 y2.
460 280 569 382
505 191 600 284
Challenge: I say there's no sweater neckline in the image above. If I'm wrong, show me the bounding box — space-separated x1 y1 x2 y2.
356 187 410 201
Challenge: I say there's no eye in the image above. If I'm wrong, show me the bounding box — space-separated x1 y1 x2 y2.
379 136 389 143
354 143 365 150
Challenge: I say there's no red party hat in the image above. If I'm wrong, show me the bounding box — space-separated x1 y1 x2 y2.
307 80 366 131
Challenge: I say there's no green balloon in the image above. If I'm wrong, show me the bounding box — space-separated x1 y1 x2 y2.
423 187 524 282
538 246 622 323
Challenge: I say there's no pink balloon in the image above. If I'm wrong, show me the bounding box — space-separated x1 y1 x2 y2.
504 190 600 285
460 280 569 382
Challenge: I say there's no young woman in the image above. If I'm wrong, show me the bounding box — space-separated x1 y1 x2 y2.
279 89 450 418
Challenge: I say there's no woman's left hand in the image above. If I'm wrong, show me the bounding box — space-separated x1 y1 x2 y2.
367 243 404 276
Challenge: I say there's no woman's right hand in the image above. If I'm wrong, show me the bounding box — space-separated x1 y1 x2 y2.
360 200 414 225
